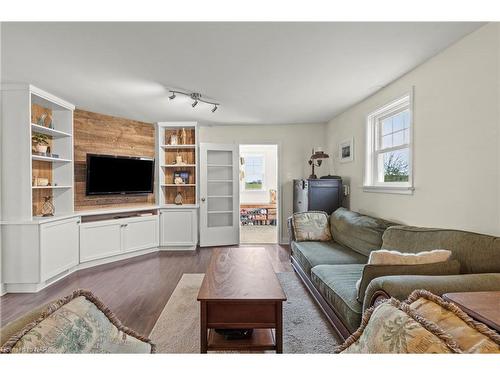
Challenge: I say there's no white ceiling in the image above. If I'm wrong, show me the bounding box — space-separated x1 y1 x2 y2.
1 22 483 125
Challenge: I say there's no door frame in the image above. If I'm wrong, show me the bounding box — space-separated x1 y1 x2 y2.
238 141 282 244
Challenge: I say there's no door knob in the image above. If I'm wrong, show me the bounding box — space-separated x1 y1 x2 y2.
201 197 206 202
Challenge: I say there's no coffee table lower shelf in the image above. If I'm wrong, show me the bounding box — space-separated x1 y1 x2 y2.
207 328 276 351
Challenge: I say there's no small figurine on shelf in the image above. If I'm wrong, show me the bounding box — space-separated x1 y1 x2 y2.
174 191 183 205
179 128 187 145
175 152 185 165
169 133 178 145
41 196 55 217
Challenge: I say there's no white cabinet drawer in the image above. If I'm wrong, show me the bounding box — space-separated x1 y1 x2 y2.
80 221 122 262
40 217 80 281
122 216 159 253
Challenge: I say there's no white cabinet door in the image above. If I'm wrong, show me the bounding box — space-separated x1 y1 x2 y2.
40 217 80 281
122 216 159 253
80 220 122 262
160 209 198 247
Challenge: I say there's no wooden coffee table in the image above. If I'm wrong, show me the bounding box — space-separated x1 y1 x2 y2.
197 247 287 353
443 291 500 332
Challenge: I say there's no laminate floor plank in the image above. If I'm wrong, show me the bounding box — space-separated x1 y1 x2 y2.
0 245 291 336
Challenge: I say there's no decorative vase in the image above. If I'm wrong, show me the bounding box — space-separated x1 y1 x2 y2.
170 134 178 145
174 191 183 205
180 128 187 145
41 196 55 217
175 155 183 165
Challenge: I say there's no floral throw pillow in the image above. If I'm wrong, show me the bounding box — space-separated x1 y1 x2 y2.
406 290 500 353
292 211 332 242
335 298 461 354
0 290 155 354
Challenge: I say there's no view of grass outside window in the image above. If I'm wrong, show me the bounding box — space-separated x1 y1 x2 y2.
244 155 264 190
378 109 410 183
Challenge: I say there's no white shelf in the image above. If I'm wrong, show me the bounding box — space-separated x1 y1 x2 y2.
32 185 72 189
161 144 196 149
31 123 71 138
161 164 196 168
161 184 196 187
32 154 72 163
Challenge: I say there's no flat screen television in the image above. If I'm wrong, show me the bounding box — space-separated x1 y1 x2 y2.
86 154 155 195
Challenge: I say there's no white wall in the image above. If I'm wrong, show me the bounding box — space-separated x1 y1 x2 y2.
199 123 327 243
240 144 278 204
326 23 500 236
0 22 4 295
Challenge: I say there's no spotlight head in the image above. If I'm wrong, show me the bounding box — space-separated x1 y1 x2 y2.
169 92 176 100
212 105 218 113
192 100 198 108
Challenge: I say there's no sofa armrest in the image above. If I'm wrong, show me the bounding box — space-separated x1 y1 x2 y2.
357 260 461 303
287 216 296 245
362 273 500 311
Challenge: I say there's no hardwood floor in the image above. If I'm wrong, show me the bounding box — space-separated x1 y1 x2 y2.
0 245 291 337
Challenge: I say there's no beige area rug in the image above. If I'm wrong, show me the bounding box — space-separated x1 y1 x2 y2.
149 273 341 353
240 225 278 244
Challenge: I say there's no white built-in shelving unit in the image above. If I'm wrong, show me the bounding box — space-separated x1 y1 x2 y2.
156 122 199 250
1 84 75 221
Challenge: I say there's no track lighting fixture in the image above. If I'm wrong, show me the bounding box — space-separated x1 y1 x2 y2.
168 90 220 113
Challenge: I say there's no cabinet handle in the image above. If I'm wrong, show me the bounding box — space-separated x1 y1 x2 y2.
76 220 81 224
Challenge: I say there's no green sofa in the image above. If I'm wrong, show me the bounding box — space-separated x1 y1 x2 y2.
288 207 500 339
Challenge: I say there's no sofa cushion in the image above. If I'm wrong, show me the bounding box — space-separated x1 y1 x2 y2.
330 208 397 257
292 241 367 276
381 226 500 274
311 264 364 333
0 289 155 353
292 211 332 242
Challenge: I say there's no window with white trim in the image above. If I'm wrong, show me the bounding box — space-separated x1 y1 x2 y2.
364 93 413 193
243 154 265 191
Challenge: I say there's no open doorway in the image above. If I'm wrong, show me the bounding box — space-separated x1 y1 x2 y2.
239 144 278 244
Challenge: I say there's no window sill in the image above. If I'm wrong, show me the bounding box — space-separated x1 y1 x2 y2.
362 186 414 195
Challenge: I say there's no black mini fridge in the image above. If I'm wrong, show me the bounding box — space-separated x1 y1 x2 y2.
293 178 343 215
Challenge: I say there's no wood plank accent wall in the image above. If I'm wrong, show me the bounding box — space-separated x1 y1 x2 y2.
73 109 155 211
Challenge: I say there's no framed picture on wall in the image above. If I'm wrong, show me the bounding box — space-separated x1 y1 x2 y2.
339 137 354 163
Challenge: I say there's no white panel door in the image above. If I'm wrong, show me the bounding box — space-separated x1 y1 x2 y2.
40 217 80 281
122 216 159 253
80 220 122 262
199 143 239 247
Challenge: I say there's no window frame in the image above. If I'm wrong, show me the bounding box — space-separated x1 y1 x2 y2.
364 90 414 194
242 153 266 192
